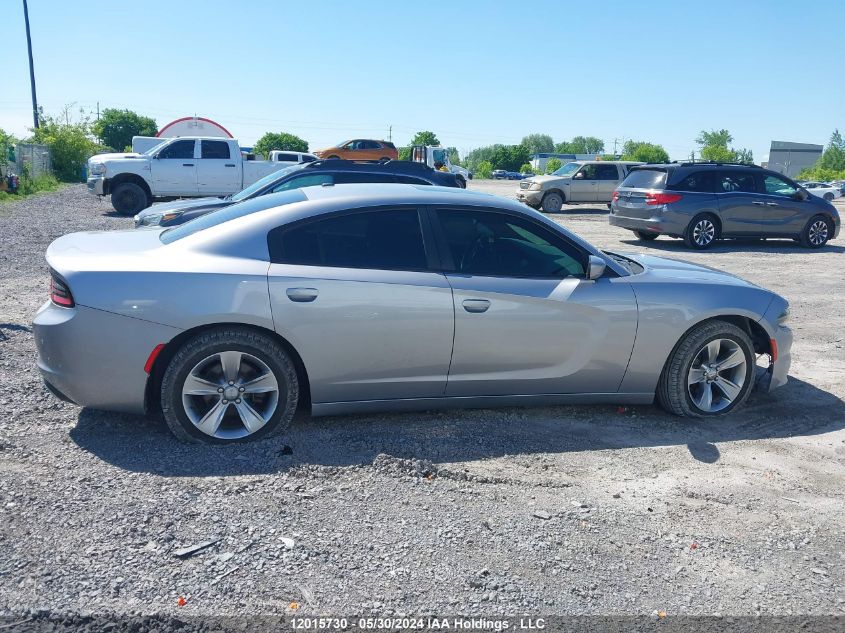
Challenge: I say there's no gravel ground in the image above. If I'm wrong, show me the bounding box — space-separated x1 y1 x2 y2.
1 185 843 625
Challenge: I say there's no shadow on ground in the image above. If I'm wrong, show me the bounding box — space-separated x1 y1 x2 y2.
617 237 845 254
69 376 844 478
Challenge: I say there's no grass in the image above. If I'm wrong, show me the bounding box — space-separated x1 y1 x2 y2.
0 174 64 204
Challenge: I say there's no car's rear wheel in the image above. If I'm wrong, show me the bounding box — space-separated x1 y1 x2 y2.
111 182 148 215
634 230 659 241
161 328 299 444
456 176 466 189
823 192 834 201
657 320 755 418
683 214 719 249
541 192 564 213
800 215 831 248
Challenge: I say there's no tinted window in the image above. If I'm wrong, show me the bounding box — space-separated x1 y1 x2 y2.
362 140 382 150
334 173 395 184
436 208 585 278
671 171 716 193
201 141 230 159
620 169 667 189
271 174 333 192
596 164 620 180
301 155 317 163
160 190 307 244
762 174 798 197
720 171 757 193
276 152 298 162
158 140 195 159
273 208 427 270
394 175 431 185
577 165 598 179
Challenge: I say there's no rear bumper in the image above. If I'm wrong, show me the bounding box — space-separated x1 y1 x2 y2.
608 210 682 235
34 301 181 415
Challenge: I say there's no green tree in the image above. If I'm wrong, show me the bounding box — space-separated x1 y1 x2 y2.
30 106 104 182
490 144 530 171
545 158 562 174
475 160 493 179
0 128 17 173
253 132 309 158
555 136 604 154
696 129 733 148
816 129 845 171
621 140 670 163
398 147 412 161
92 108 157 152
464 145 501 172
700 145 735 162
410 131 440 147
521 133 554 155
519 163 534 175
695 129 752 164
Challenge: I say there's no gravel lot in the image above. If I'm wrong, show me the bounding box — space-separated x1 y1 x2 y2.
1 185 843 625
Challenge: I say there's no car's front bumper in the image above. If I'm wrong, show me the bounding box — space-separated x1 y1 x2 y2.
87 176 107 196
34 300 181 414
756 324 792 393
516 189 544 207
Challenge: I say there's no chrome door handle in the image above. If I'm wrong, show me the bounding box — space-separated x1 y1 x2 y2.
286 287 318 303
766 202 780 206
462 299 490 313
752 201 765 205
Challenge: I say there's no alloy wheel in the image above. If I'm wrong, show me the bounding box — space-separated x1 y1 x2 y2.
692 219 716 246
687 338 747 413
181 351 280 440
808 220 829 246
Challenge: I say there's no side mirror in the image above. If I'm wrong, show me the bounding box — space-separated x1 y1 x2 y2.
587 255 606 280
573 172 584 180
792 189 808 201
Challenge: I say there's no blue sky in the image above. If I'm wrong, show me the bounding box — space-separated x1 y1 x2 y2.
4 0 844 162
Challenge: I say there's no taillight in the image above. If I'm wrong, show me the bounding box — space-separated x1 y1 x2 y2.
645 192 683 206
50 272 75 308
612 191 620 201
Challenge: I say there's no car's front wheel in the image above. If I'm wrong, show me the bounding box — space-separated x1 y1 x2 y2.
800 215 831 248
541 192 564 213
683 214 719 249
657 320 755 418
161 328 299 444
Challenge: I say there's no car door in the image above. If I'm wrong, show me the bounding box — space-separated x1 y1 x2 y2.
150 139 198 195
595 163 621 202
756 172 810 236
197 140 240 195
569 164 599 202
432 206 638 397
266 206 454 404
715 170 762 236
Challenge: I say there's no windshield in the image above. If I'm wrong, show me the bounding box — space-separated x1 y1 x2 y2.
160 189 308 244
230 164 305 202
142 140 169 155
552 162 581 177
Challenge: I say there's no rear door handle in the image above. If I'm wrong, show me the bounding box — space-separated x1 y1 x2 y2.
225 163 236 167
462 299 490 313
286 287 319 303
182 163 194 167
752 201 765 205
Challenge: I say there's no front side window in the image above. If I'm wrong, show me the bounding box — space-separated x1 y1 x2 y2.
157 140 195 160
719 171 757 193
576 164 598 180
596 164 620 180
436 208 585 278
201 140 230 159
272 208 427 270
762 174 798 197
271 174 333 192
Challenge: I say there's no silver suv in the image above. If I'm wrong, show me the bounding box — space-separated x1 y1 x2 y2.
517 160 643 212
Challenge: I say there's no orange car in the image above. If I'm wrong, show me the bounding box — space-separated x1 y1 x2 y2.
315 139 398 161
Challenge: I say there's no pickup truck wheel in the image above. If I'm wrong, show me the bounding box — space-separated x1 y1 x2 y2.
541 192 564 213
111 182 148 215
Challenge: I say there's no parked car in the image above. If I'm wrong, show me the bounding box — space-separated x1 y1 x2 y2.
517 161 644 213
609 163 841 249
491 169 508 179
268 150 318 165
88 137 289 215
506 171 524 180
35 183 792 444
801 181 842 201
134 160 462 227
314 139 398 162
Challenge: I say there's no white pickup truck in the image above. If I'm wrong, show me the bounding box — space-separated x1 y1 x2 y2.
87 137 290 214
410 145 472 188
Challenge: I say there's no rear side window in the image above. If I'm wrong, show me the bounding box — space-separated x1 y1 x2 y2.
201 141 230 159
271 174 333 192
670 171 716 193
276 152 299 162
271 208 427 271
719 171 757 193
620 169 667 189
333 173 395 184
595 164 620 180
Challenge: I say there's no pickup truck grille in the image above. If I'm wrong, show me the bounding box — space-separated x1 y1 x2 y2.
519 180 532 190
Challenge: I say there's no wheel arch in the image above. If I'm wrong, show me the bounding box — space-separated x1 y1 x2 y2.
144 322 312 418
544 188 565 201
109 173 152 200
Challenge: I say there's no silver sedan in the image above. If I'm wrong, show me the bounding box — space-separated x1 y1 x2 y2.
34 184 793 444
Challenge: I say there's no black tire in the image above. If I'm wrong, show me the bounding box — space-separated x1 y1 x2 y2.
823 192 834 201
634 230 659 241
111 182 149 215
456 176 467 189
799 214 831 249
541 191 564 213
683 213 720 249
657 320 755 418
160 328 299 444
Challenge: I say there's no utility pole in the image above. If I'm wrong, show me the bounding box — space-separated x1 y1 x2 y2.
23 0 39 129
97 101 100 121
388 125 392 142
